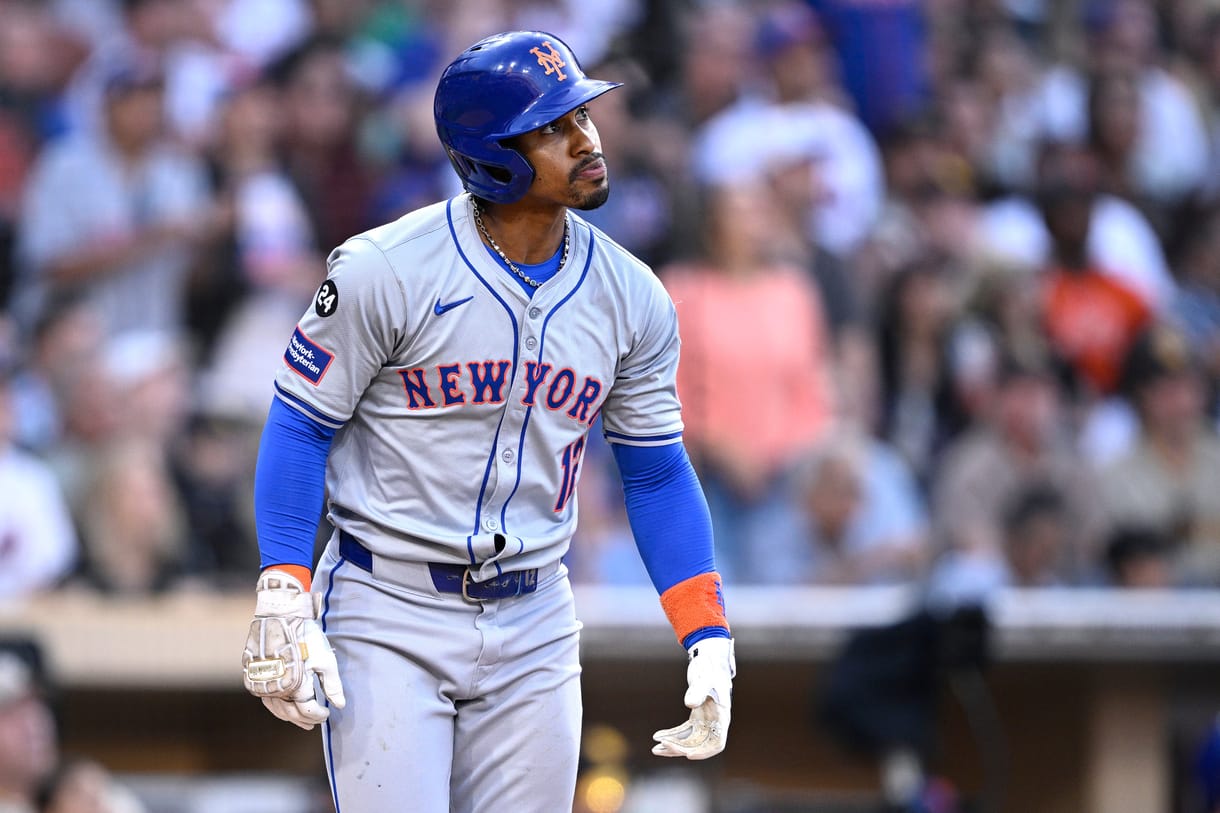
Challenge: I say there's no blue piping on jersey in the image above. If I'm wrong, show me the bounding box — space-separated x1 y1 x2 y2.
274 381 346 428
500 222 596 540
604 429 685 444
447 198 519 565
320 555 345 813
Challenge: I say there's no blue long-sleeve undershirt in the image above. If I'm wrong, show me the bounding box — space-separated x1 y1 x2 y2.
254 398 335 569
611 441 730 646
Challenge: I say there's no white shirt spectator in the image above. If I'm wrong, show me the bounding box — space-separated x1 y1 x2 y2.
0 446 78 600
17 131 211 338
693 97 885 256
977 193 1176 311
213 0 313 68
1031 64 1210 204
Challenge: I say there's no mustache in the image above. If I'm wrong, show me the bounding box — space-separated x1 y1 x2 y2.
570 153 605 181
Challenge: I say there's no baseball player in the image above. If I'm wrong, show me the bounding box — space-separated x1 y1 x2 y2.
240 31 735 812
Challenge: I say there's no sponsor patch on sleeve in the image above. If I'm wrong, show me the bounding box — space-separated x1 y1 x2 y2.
284 326 334 385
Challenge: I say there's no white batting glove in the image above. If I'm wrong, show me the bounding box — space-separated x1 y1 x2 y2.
241 571 346 731
652 637 735 760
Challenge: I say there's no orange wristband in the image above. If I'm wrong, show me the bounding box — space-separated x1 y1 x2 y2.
263 564 313 592
659 571 729 645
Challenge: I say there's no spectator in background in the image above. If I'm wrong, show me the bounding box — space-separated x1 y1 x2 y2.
977 139 1176 313
69 436 189 596
186 72 318 364
853 114 950 301
661 179 835 583
0 2 78 147
269 35 374 257
0 648 56 813
932 352 1104 586
191 74 324 422
1000 482 1076 588
671 4 755 132
1037 145 1152 399
0 2 79 310
972 20 1059 196
807 0 928 139
931 70 997 200
926 478 1085 606
362 7 465 211
1169 204 1220 411
1103 525 1174 589
1086 0 1210 207
1030 0 1209 208
0 358 77 601
691 1 885 258
874 255 970 490
101 330 190 448
783 430 929 587
1086 69 1147 213
168 409 261 589
650 3 758 257
5 295 104 455
15 59 219 339
35 758 145 813
763 134 861 342
208 0 313 72
761 123 876 433
1098 325 1220 586
60 0 232 146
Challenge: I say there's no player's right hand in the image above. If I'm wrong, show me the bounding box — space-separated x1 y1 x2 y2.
241 570 346 731
652 637 735 760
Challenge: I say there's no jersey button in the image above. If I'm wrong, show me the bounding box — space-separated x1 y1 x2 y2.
528 307 542 319
525 337 538 350
502 449 515 463
483 516 499 531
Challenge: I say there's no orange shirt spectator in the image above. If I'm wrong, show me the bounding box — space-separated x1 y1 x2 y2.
1042 266 1151 394
664 261 834 486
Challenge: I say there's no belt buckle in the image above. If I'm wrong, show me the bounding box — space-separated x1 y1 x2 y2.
460 568 484 602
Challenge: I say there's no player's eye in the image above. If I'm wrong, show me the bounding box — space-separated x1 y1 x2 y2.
575 106 589 120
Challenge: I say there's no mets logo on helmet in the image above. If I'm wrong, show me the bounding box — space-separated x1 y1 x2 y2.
530 42 566 81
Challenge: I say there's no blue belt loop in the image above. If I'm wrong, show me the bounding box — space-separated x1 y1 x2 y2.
338 530 540 601
338 530 374 571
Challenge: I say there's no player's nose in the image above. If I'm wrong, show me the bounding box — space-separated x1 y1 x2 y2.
570 119 598 155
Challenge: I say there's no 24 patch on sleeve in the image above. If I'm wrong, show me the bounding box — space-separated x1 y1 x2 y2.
284 326 334 385
315 280 339 317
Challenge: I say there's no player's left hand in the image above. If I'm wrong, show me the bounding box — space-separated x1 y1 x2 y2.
241 571 346 731
652 637 735 760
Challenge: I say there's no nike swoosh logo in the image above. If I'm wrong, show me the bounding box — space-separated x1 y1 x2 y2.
434 296 474 316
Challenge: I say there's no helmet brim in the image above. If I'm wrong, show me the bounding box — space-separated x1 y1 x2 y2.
491 79 622 140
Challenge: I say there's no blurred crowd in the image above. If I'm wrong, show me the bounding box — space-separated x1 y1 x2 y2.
0 0 1217 606
0 641 150 813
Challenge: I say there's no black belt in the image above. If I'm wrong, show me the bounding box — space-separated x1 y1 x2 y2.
338 530 540 601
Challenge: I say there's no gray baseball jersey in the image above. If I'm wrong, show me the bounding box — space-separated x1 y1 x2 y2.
274 193 683 575
274 193 685 811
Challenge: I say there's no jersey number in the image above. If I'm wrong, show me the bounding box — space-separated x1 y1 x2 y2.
554 436 586 513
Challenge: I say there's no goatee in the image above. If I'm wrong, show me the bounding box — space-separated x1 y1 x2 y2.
573 183 610 211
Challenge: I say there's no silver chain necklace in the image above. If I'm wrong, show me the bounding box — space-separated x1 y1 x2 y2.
471 200 569 289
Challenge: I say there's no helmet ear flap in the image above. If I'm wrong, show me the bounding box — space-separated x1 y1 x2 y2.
444 149 484 183
443 143 535 204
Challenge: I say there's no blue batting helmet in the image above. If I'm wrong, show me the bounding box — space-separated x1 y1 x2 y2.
434 31 621 204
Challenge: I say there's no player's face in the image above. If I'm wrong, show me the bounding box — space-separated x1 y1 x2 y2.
513 105 610 211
